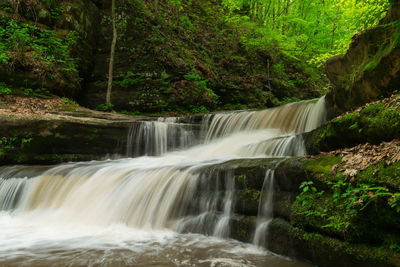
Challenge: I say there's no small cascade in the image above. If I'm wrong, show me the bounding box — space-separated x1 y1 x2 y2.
253 170 275 247
212 171 235 238
126 118 197 157
171 169 236 237
205 96 326 141
0 177 29 210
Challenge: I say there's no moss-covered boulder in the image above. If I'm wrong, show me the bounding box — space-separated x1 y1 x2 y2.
267 218 400 267
305 94 400 153
292 152 400 250
326 2 400 113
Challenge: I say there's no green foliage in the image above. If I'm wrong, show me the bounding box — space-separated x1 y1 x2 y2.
113 73 144 87
191 105 209 114
243 187 261 201
0 16 80 83
96 103 115 112
23 88 34 96
300 181 317 194
221 0 391 66
296 181 323 207
0 136 32 156
184 72 218 101
316 96 400 149
180 15 194 30
61 97 77 105
279 97 301 105
0 82 11 95
297 153 400 247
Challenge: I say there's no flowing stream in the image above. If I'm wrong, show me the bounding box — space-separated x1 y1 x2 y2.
0 97 326 266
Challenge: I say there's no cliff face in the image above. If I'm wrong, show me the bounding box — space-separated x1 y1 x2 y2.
326 1 400 113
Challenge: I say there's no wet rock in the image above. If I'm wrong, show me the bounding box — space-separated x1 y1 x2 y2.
326 3 400 113
266 218 400 267
0 113 133 164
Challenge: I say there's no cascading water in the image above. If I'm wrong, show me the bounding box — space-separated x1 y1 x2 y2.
126 117 197 157
253 170 275 247
0 97 326 266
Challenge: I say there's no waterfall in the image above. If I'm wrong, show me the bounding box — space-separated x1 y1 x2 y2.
205 96 326 141
126 118 197 157
0 96 327 259
253 170 275 247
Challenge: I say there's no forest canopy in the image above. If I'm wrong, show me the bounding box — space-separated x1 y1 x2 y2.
220 0 392 67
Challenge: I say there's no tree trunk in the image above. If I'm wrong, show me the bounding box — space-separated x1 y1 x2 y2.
331 5 340 50
251 1 256 22
155 0 159 13
106 0 117 107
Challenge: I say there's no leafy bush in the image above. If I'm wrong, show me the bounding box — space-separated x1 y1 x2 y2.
96 103 114 112
0 16 80 85
0 83 11 95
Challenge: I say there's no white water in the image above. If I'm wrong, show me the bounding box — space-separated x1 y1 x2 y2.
253 170 275 247
126 117 197 157
0 97 326 266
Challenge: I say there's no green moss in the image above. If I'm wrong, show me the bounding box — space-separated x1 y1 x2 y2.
358 161 400 189
297 154 400 248
302 155 342 175
270 219 398 266
313 95 400 151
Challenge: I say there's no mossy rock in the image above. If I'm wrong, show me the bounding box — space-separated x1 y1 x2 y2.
326 3 400 113
296 155 400 246
305 95 400 153
0 116 131 164
267 218 400 267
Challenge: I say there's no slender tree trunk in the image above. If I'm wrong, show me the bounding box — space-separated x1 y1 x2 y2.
106 0 117 107
13 0 20 17
155 0 159 13
331 5 340 50
251 1 256 22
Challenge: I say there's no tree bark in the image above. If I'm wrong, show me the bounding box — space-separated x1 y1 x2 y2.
155 0 159 13
251 1 256 22
331 5 340 50
106 0 117 107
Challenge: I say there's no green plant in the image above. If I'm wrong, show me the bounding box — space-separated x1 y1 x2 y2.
0 135 31 156
389 242 400 253
388 193 400 213
243 187 261 201
322 215 351 232
330 178 399 213
96 103 114 112
184 72 218 102
0 83 11 95
297 181 320 206
34 88 50 95
23 88 34 96
0 17 80 85
280 97 301 105
191 105 209 114
300 181 317 193
61 97 77 105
